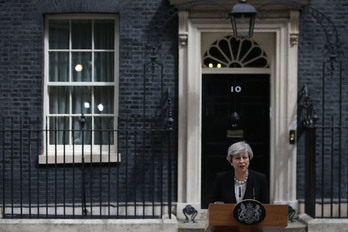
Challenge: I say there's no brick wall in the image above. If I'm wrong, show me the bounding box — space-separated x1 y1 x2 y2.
297 0 348 201
0 0 178 209
1 0 347 212
0 0 178 118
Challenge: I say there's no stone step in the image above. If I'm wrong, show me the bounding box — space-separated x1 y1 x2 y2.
178 220 307 232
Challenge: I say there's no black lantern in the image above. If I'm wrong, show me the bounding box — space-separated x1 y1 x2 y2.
229 0 257 39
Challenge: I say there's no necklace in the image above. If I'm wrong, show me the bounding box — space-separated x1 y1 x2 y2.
234 174 248 184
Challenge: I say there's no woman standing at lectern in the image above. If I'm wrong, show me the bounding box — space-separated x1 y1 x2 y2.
211 141 270 204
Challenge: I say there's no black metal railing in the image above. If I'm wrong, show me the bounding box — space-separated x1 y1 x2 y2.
305 124 348 219
302 83 348 219
0 116 175 219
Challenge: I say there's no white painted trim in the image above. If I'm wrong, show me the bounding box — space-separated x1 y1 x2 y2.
38 150 121 164
43 14 120 164
0 217 178 232
202 68 271 74
176 13 299 218
177 11 189 204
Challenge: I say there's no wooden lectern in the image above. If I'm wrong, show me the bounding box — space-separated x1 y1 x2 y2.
205 203 288 232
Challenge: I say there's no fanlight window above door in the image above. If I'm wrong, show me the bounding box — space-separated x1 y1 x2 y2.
203 36 269 68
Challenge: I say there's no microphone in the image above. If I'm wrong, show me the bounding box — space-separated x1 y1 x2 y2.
253 188 255 200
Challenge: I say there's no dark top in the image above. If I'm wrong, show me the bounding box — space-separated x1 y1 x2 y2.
211 169 270 204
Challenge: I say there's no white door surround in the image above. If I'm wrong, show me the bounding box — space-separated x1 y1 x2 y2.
176 10 300 219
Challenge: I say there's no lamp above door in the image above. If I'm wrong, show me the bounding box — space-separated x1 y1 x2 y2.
229 0 258 39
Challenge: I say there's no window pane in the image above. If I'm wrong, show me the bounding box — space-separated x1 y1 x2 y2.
49 116 69 145
72 20 92 49
46 16 117 150
72 86 91 114
72 116 91 145
94 117 114 145
72 52 92 82
94 86 114 114
49 86 69 114
49 52 69 82
94 52 114 82
94 20 114 49
49 20 69 49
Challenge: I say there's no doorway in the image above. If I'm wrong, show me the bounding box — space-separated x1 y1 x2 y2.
201 73 270 208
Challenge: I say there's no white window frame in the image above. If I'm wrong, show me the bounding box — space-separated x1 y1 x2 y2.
40 14 120 164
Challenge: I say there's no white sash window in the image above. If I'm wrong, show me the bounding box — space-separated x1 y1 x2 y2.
41 14 119 164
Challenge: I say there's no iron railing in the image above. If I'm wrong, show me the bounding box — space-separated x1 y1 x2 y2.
302 61 347 219
304 124 348 219
0 116 175 219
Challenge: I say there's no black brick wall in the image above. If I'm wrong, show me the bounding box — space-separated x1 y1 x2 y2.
297 0 348 201
0 0 178 118
0 0 178 207
1 0 347 209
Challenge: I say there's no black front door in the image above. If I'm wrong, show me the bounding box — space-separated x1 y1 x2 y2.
201 74 270 208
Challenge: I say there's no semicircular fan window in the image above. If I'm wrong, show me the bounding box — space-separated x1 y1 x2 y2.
203 36 269 68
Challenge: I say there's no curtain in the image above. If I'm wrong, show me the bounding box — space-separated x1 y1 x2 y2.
48 19 114 145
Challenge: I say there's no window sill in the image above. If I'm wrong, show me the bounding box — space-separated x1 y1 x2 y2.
38 152 121 164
